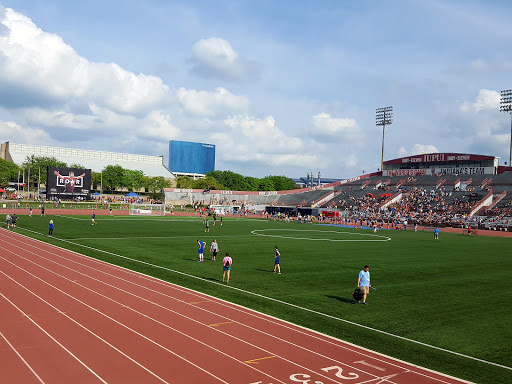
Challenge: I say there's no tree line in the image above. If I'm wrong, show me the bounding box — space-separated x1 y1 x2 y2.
0 155 171 195
176 170 296 191
0 156 297 194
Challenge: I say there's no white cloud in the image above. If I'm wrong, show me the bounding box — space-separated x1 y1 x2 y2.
0 8 170 114
177 87 249 117
460 89 500 113
397 144 440 157
188 37 262 81
218 115 318 168
311 112 361 138
0 120 51 145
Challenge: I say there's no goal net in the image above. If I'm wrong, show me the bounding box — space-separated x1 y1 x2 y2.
129 203 166 216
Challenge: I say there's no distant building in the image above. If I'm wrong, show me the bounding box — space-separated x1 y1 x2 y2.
169 140 215 177
291 176 343 188
0 142 175 178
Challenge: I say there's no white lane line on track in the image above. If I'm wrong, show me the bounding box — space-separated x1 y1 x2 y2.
0 232 472 384
0 244 366 384
0 330 47 384
0 290 108 384
0 249 284 384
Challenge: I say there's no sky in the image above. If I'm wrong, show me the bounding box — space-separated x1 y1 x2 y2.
0 0 511 179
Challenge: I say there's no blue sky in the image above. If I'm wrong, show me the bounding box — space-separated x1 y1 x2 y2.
1 0 511 178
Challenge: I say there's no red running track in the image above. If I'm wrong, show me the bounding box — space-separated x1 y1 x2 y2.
0 228 470 384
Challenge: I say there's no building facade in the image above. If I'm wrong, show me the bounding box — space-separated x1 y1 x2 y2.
169 140 215 176
1 142 175 178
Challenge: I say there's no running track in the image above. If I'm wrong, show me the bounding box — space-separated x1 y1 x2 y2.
0 228 470 384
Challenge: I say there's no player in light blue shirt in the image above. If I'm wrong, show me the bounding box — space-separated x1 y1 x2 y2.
357 265 371 305
434 227 440 241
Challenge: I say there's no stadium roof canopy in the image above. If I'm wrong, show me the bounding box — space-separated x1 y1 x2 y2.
1 142 175 178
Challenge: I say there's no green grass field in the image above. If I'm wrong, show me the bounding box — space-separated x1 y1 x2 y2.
10 214 512 384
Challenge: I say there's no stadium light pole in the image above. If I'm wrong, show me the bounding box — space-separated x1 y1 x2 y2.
376 106 393 172
501 89 512 166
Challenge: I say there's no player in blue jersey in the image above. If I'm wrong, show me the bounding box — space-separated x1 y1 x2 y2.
273 246 281 274
434 227 440 241
197 239 206 262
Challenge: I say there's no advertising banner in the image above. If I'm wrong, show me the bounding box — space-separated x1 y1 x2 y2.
46 167 92 200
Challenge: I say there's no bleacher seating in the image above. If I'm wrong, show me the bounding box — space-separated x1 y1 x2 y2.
163 172 512 229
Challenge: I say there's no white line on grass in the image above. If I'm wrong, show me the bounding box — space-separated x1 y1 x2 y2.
252 229 391 242
16 227 512 372
54 214 266 223
68 235 253 241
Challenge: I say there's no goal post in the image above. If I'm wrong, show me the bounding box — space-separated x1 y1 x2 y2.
129 203 166 216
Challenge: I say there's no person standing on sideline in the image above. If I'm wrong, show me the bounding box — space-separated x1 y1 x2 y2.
210 239 219 261
223 252 232 283
41 205 45 217
220 215 223 225
92 211 97 225
197 239 206 262
205 218 210 232
357 265 371 305
434 227 440 241
11 214 17 229
48 220 54 237
6 213 11 229
273 246 281 274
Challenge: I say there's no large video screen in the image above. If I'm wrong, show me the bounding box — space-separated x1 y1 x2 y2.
46 167 92 200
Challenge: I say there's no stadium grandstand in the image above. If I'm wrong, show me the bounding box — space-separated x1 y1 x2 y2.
1 141 175 178
164 152 512 231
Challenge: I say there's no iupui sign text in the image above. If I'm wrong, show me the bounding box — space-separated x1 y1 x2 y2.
383 167 494 177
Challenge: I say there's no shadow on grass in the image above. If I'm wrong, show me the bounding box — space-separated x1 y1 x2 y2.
325 294 356 304
183 257 203 262
254 268 275 273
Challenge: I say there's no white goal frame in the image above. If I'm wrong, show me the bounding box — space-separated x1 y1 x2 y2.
129 203 166 216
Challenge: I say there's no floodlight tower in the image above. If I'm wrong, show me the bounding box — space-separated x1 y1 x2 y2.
501 89 512 166
376 106 393 172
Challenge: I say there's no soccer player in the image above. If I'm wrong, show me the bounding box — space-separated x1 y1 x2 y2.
92 211 97 225
197 239 206 262
223 252 232 283
210 239 219 261
434 227 440 241
273 246 281 274
357 265 371 305
11 213 17 229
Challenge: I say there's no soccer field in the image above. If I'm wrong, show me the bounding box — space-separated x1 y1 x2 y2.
11 214 512 384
